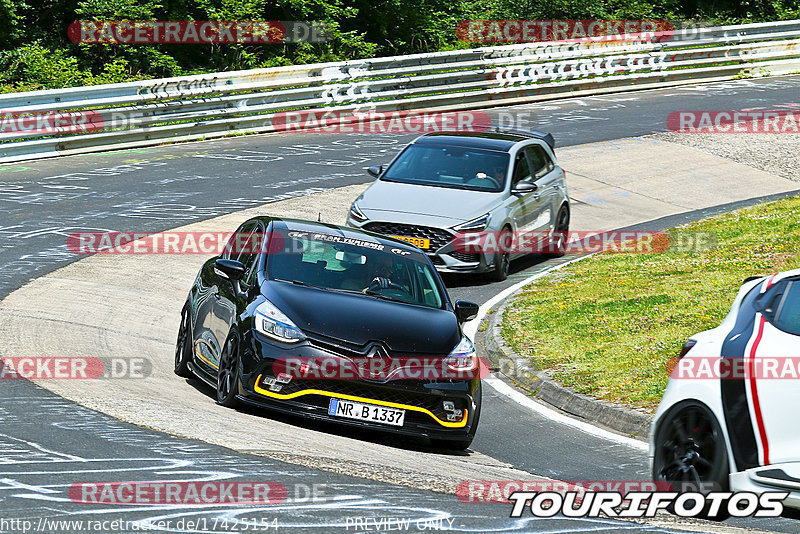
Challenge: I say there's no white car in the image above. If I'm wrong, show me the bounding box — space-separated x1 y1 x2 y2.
651 269 800 513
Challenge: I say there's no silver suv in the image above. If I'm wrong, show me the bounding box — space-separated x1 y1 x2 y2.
345 129 570 281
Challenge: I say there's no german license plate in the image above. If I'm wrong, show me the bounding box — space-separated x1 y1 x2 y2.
327 398 405 426
390 235 430 249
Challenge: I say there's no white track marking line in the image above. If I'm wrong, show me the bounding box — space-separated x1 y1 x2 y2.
484 377 647 451
462 256 649 451
462 256 588 341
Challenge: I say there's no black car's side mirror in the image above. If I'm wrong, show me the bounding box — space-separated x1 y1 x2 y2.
455 300 480 323
367 165 383 178
511 181 538 195
215 258 246 281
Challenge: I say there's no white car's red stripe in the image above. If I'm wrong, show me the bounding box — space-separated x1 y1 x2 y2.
748 315 770 465
747 275 776 466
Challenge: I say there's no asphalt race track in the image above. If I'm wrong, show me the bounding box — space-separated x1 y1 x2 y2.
2 75 800 533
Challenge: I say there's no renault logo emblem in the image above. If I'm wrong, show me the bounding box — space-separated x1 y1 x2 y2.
365 345 389 359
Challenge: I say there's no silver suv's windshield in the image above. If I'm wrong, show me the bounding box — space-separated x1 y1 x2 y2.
381 144 508 192
267 230 445 309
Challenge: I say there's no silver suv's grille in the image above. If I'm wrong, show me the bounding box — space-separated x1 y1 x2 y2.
449 251 481 263
363 222 452 251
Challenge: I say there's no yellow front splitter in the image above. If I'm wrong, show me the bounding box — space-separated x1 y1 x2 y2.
254 374 468 428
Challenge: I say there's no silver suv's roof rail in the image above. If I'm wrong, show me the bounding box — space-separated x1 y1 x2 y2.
470 125 556 149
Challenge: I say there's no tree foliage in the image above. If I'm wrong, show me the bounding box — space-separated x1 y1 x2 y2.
0 0 797 91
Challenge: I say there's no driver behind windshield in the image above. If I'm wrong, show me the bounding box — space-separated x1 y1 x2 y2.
363 254 395 292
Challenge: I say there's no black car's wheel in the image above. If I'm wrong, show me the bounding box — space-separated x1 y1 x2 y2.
488 229 512 282
652 401 730 520
545 205 570 257
174 303 194 378
217 334 241 408
432 382 482 451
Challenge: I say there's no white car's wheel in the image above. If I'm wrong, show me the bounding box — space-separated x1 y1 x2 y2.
652 400 730 520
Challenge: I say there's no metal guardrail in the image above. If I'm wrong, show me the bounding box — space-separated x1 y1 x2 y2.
1 19 799 163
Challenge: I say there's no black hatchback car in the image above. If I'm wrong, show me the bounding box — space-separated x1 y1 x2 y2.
175 217 483 449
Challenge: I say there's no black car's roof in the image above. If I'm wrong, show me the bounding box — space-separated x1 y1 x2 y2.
255 217 422 253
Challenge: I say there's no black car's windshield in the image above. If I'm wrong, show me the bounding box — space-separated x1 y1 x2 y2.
381 144 508 192
267 230 445 309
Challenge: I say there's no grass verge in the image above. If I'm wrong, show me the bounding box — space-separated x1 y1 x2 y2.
501 195 800 411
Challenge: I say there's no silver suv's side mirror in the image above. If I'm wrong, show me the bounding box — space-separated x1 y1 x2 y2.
367 165 383 178
511 181 538 195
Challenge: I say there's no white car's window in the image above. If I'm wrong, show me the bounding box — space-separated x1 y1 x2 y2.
774 281 800 335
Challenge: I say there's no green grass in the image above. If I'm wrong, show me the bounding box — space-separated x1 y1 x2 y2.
502 195 800 411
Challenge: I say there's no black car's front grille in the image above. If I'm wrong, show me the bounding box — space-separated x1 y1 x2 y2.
363 222 452 251
449 251 481 263
266 377 464 423
430 256 445 265
306 336 391 359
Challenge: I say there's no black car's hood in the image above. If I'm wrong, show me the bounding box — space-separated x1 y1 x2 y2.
262 281 460 355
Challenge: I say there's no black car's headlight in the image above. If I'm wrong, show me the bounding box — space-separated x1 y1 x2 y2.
444 336 478 373
254 300 306 343
349 202 368 223
453 213 491 232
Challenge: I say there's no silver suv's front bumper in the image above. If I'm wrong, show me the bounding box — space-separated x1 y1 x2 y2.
347 216 493 274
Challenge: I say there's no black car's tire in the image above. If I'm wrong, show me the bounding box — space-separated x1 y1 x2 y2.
217 333 241 408
488 229 512 282
432 382 482 451
652 400 730 520
545 205 570 257
174 303 194 378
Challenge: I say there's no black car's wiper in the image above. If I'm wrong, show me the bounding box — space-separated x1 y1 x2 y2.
363 289 410 304
274 278 328 291
275 279 412 304
327 287 363 295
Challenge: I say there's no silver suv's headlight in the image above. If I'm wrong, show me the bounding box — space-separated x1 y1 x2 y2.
453 213 491 232
254 300 306 343
349 202 368 223
444 336 477 372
